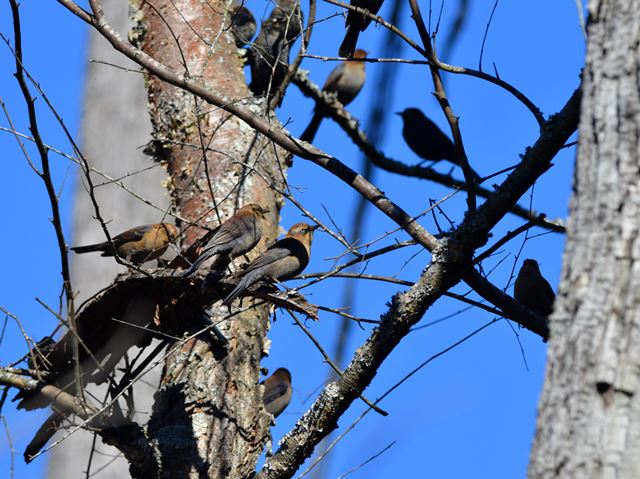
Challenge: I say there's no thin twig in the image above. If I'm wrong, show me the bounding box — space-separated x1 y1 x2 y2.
286 309 388 416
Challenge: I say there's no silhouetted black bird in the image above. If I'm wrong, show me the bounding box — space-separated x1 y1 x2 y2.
230 5 256 47
396 108 459 165
339 0 384 57
249 0 303 98
514 259 555 317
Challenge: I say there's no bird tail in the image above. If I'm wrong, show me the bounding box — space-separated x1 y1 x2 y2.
182 250 219 278
339 26 360 58
24 412 63 463
222 271 260 306
300 110 324 143
70 243 107 254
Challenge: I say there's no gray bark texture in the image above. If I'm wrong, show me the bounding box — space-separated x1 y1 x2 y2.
47 0 164 477
528 1 640 477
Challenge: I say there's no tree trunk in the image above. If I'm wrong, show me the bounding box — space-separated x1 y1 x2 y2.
131 0 287 477
528 1 640 477
47 0 163 477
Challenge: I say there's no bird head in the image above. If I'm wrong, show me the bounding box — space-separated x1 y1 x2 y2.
396 107 424 121
230 5 254 23
272 368 291 381
353 49 368 59
522 258 540 271
286 222 319 244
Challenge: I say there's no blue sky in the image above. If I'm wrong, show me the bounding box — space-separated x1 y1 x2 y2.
0 1 585 478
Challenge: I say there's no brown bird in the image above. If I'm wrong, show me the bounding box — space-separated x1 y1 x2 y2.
230 4 257 47
222 222 318 306
514 259 555 317
249 0 303 98
71 223 179 265
339 0 384 57
300 50 367 143
182 204 269 277
262 367 292 418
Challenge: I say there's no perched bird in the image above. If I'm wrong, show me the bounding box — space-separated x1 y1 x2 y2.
300 50 367 143
230 4 257 47
514 259 556 317
396 108 459 165
272 0 303 42
339 0 384 57
262 367 292 418
71 223 179 265
222 222 318 306
182 204 269 277
249 0 303 97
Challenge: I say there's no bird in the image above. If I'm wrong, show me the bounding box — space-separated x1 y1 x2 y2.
229 4 256 47
182 204 269 277
249 0 303 98
70 223 179 265
222 222 318 306
24 412 64 463
396 108 460 165
514 259 556 317
262 367 292 418
300 49 367 143
339 0 384 58
272 0 303 42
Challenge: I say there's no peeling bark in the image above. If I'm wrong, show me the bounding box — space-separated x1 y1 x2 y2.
528 1 640 477
131 0 288 477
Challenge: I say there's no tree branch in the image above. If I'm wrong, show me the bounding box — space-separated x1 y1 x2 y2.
0 369 158 475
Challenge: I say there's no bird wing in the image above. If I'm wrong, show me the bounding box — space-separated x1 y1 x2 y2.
194 224 221 248
113 224 155 245
213 218 248 244
542 279 556 303
242 239 296 274
205 216 254 252
243 247 291 274
322 63 345 93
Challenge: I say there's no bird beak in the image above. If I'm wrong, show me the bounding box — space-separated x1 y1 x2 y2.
395 111 402 116
310 224 320 231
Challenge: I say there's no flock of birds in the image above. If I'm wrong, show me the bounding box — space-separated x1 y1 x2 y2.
227 0 467 168
22 0 558 460
66 210 555 434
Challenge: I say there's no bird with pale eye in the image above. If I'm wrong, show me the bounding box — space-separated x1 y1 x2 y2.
262 367 292 418
182 204 269 277
222 222 319 306
71 223 179 265
301 49 367 143
514 258 556 317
